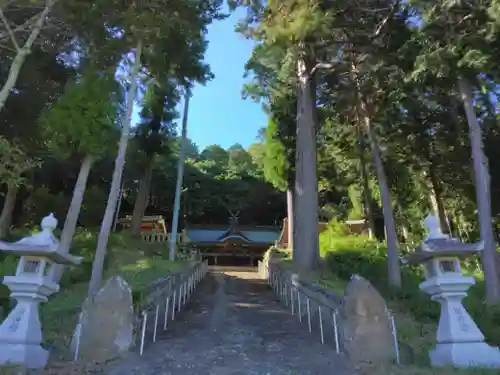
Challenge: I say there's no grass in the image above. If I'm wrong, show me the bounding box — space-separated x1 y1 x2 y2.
268 221 500 375
358 364 499 375
0 229 186 350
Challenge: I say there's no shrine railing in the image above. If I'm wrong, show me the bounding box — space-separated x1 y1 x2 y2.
136 260 208 355
141 233 182 244
257 260 400 365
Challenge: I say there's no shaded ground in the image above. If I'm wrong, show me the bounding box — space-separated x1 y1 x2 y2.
109 267 356 375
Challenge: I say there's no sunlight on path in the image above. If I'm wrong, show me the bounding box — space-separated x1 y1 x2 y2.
108 269 356 375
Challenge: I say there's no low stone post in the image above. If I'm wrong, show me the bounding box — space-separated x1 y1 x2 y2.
402 214 500 369
0 213 82 369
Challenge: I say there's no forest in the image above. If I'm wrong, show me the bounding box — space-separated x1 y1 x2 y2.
229 0 500 304
1 0 500 305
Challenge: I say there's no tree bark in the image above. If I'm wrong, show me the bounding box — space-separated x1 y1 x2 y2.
458 77 500 303
0 0 54 113
88 40 142 298
356 129 375 239
359 98 401 287
169 91 190 261
0 185 18 239
130 158 154 235
427 165 450 234
286 185 294 250
294 54 319 272
52 154 93 283
396 201 409 244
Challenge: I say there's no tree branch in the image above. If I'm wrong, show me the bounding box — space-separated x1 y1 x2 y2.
310 62 336 76
0 13 39 43
23 0 55 50
0 42 17 53
0 0 55 45
371 0 401 39
0 8 19 51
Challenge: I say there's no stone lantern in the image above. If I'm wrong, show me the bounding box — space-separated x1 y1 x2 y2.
0 213 82 369
402 214 500 369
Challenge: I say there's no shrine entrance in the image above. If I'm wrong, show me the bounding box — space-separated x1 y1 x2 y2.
184 211 280 267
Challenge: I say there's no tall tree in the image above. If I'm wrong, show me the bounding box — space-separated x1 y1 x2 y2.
0 48 71 237
40 69 122 282
86 0 223 296
169 90 190 260
264 91 297 249
130 83 178 235
0 0 59 112
409 0 500 301
0 137 38 238
232 0 325 271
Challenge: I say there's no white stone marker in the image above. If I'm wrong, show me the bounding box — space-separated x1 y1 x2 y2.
402 214 500 369
0 213 82 369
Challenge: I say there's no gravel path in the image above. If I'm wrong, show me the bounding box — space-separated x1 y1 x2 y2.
108 269 356 375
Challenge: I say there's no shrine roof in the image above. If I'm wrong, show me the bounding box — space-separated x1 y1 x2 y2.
185 226 280 244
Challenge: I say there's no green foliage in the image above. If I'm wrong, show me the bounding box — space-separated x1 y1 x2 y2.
40 233 186 346
319 231 500 349
347 184 363 220
319 220 349 252
247 141 266 173
263 119 289 191
22 187 69 227
133 81 178 162
131 143 285 226
200 145 229 166
255 89 297 192
59 229 136 286
0 255 17 319
227 143 256 176
79 185 108 228
0 136 40 188
409 1 500 81
39 70 122 159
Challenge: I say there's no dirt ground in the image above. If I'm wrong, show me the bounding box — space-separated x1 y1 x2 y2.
107 268 356 375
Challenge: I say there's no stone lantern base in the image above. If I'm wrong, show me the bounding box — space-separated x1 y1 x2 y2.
0 298 51 369
430 342 500 369
0 342 49 369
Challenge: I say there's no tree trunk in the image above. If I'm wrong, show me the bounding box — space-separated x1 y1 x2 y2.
87 40 142 298
427 165 450 234
359 99 401 287
458 77 500 303
0 0 54 113
357 130 375 239
169 91 190 261
52 154 93 283
130 159 154 235
0 185 18 239
294 55 319 272
396 201 409 244
112 178 125 232
286 185 294 250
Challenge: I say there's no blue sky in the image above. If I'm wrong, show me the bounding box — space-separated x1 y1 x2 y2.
132 8 267 152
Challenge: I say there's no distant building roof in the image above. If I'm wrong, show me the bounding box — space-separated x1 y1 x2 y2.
277 218 329 248
185 226 280 245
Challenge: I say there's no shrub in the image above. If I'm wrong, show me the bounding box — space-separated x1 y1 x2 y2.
79 185 107 228
21 187 70 227
2 227 138 288
0 255 17 319
60 229 139 285
320 231 500 347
